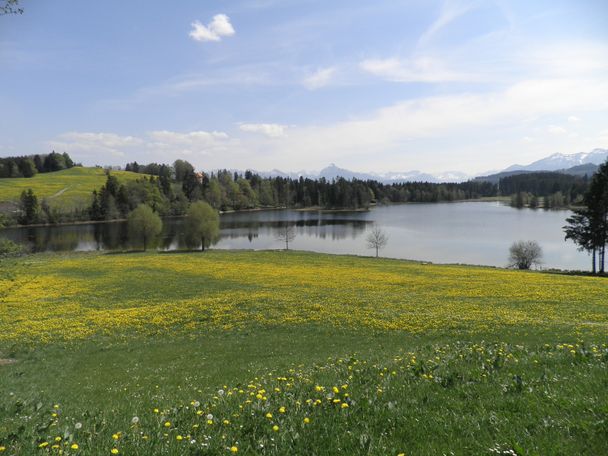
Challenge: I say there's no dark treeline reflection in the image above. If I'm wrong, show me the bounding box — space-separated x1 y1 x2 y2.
1 210 371 253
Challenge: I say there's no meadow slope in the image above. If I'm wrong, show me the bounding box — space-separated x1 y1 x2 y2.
0 167 144 211
0 250 606 455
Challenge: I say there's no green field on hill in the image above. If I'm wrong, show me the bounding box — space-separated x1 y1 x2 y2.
0 167 143 211
0 250 607 455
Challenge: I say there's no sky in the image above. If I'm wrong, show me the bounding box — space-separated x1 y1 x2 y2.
1 0 607 176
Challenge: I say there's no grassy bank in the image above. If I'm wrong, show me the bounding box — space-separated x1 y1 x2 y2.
0 250 607 455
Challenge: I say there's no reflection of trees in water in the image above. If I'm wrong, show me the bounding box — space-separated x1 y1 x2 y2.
5 215 371 252
219 219 370 242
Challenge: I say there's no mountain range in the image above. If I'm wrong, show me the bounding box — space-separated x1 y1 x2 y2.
238 148 607 184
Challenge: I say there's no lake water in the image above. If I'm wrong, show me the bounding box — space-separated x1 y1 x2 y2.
0 202 591 270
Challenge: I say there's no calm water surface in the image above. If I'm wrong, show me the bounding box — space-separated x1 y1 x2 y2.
1 202 591 270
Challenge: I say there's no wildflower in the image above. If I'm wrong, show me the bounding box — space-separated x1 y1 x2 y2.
164 421 171 428
75 422 82 430
55 437 62 442
39 442 49 448
0 447 5 453
223 419 230 425
112 434 119 440
111 450 119 455
341 403 349 409
207 420 213 425
131 416 139 425
230 446 239 453
206 414 213 420
303 417 310 424
153 408 159 413
266 412 273 419
272 425 279 432
218 389 225 396
176 435 183 441
71 443 79 450
279 407 286 414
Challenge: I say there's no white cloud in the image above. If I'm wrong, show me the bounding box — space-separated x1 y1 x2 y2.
360 56 477 83
567 115 580 123
302 67 336 90
48 130 233 163
239 123 287 138
189 14 235 42
49 132 144 158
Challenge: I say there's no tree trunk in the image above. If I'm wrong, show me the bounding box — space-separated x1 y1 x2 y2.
201 236 205 252
376 245 378 258
592 248 596 274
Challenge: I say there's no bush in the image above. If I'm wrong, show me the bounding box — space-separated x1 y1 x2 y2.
0 237 25 258
508 240 542 270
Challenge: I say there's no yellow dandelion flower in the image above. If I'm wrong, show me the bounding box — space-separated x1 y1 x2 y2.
39 442 49 448
272 425 279 432
341 403 349 409
164 421 171 428
230 446 239 453
71 443 79 450
279 407 286 414
176 435 183 441
303 417 310 424
111 449 119 455
112 434 119 440
265 412 273 419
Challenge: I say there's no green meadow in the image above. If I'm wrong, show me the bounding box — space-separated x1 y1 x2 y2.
0 250 607 455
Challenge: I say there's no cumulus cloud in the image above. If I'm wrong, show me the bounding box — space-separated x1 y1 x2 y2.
302 67 336 90
239 123 287 138
48 130 233 164
189 14 235 42
49 132 144 158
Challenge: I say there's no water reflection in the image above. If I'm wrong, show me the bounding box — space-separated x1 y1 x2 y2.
0 211 370 253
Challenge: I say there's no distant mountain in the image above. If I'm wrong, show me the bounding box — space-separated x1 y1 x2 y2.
503 148 608 172
475 163 599 184
253 164 469 184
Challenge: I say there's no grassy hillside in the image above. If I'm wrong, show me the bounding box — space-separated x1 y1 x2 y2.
0 251 607 454
0 166 144 210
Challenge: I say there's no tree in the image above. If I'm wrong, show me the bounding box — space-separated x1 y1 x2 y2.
564 209 599 273
19 189 39 225
276 224 296 250
127 205 162 251
18 158 37 178
582 160 608 273
366 225 388 258
184 201 220 251
508 240 543 270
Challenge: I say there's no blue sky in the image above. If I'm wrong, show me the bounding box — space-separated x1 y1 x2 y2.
1 0 607 175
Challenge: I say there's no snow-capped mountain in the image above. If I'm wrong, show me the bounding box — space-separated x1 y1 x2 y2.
254 164 469 183
504 148 608 172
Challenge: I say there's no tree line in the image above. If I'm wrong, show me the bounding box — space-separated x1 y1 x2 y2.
502 172 589 209
0 152 76 178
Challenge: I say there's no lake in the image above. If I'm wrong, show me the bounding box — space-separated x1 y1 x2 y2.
0 202 591 270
